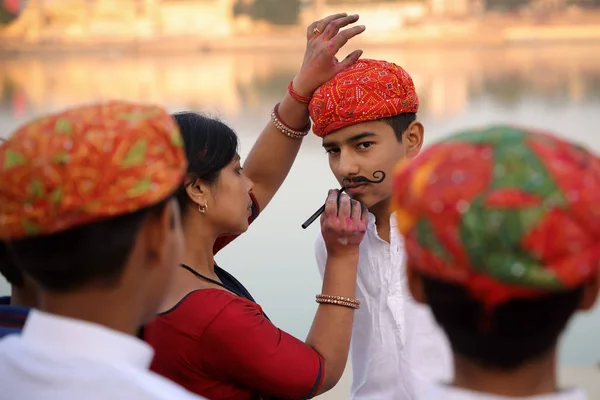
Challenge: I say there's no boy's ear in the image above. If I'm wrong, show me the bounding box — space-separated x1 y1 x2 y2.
403 121 424 158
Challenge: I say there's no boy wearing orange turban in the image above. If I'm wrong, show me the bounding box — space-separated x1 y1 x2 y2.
309 59 452 399
0 102 205 400
392 126 598 399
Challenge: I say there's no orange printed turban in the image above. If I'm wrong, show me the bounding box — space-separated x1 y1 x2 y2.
308 59 419 137
392 126 600 309
0 101 187 240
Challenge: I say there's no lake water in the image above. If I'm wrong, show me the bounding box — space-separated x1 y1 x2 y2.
1 44 599 366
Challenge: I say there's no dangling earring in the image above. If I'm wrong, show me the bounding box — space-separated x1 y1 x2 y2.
198 202 207 214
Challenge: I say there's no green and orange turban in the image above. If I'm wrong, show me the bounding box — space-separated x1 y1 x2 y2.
0 101 187 239
392 126 600 309
308 59 419 137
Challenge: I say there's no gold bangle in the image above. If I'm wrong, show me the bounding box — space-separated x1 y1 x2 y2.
316 298 359 309
316 294 360 309
270 103 310 139
316 294 360 306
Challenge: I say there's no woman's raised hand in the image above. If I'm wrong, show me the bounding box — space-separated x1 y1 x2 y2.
292 13 366 98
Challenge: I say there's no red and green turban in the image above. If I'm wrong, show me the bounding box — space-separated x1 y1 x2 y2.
392 126 600 309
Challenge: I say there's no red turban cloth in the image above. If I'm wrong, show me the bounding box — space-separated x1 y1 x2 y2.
392 126 600 310
0 101 187 239
308 59 419 137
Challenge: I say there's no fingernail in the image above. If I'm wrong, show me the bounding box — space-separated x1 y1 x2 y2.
359 25 366 29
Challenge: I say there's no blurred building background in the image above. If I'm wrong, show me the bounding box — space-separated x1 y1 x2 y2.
2 0 600 50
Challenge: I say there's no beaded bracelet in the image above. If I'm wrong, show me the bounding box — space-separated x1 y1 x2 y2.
316 294 360 309
287 80 312 104
316 294 360 306
270 103 311 139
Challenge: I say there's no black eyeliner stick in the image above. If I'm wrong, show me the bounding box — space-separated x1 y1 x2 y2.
301 187 347 229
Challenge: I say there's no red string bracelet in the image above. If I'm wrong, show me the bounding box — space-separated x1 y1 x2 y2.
287 80 312 104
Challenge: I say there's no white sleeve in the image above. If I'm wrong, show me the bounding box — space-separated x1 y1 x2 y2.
314 232 327 280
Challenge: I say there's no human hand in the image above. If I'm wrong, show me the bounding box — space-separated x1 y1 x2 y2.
292 13 365 98
321 189 368 258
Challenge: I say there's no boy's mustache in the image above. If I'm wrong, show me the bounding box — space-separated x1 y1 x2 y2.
301 170 386 229
342 170 386 185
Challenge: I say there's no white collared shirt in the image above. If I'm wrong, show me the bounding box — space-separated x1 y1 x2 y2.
422 382 588 400
315 212 453 399
0 310 205 400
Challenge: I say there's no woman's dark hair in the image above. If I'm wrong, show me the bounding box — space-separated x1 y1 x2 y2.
171 113 239 216
422 276 583 370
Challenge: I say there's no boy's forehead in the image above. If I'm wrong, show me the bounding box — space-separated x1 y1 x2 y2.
321 121 394 145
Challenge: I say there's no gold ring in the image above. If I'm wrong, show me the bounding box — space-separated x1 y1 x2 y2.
313 27 322 35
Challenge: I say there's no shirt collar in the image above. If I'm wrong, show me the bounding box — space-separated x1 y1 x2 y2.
390 211 398 231
367 211 398 232
0 296 30 331
21 310 154 370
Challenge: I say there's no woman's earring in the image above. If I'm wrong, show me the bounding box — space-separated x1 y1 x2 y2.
198 202 208 214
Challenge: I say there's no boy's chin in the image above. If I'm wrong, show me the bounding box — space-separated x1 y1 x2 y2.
361 193 393 211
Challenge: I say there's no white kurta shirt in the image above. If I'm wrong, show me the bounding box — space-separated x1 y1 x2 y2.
0 310 205 400
422 382 588 400
315 211 453 399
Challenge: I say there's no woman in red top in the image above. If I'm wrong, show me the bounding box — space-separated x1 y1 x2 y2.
144 14 368 400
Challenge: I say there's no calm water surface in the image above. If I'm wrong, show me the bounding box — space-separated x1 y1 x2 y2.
1 45 599 365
